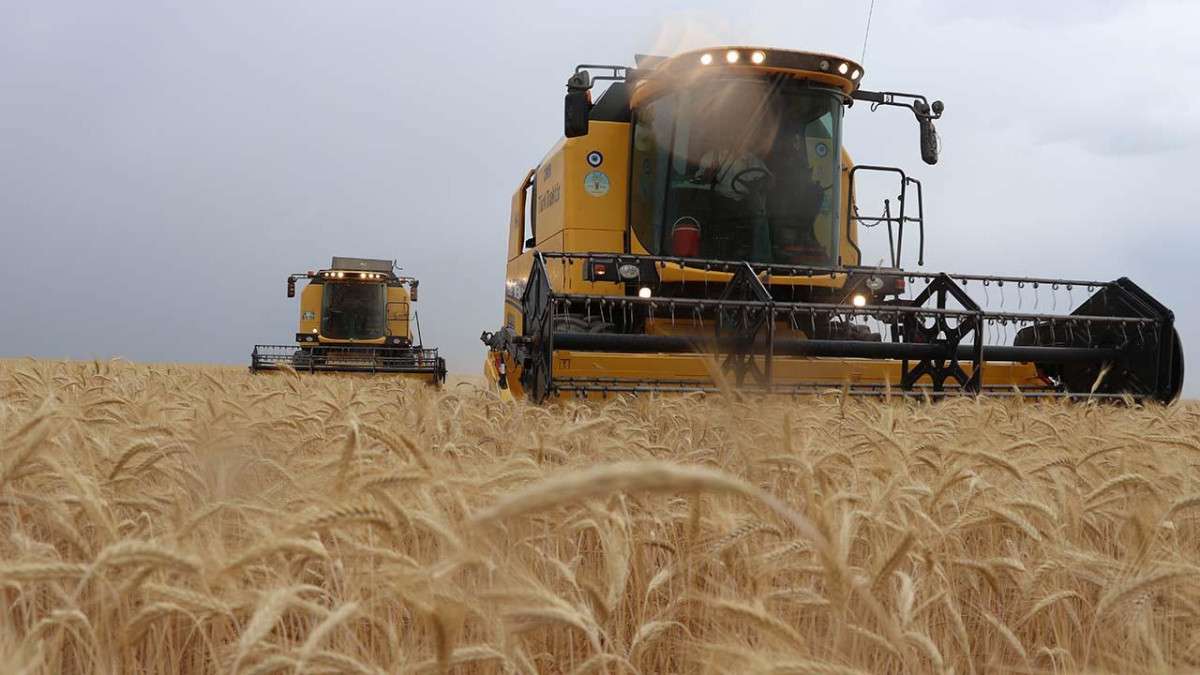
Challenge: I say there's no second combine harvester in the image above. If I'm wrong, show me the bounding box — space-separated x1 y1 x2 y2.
252 256 446 383
482 47 1184 402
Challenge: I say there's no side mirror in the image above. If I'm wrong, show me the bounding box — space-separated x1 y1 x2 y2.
919 119 939 165
565 71 592 138
287 278 296 298
915 100 942 165
409 280 419 303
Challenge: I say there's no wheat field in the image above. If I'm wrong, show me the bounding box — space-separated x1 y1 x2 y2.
1 359 1199 674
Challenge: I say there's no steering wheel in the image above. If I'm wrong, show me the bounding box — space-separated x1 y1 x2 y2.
730 166 773 196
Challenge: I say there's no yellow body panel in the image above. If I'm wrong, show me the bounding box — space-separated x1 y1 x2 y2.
489 347 1047 401
549 351 1048 399
298 283 322 335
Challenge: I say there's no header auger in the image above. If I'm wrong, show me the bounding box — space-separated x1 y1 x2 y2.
482 47 1184 403
252 256 446 383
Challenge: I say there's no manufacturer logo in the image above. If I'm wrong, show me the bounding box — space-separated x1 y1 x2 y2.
586 150 604 167
815 142 829 158
584 171 610 197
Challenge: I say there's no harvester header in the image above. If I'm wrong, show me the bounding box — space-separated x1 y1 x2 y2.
481 44 1184 403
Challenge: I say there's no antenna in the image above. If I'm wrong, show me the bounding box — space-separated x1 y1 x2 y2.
860 0 876 64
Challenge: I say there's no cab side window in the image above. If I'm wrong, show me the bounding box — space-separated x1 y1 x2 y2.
525 176 537 249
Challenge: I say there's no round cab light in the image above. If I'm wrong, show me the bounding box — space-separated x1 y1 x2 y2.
852 294 867 308
819 59 830 71
725 50 739 64
751 50 766 64
838 62 850 75
699 53 713 65
851 69 861 80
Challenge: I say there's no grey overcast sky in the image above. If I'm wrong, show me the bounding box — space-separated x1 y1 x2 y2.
2 1 1197 395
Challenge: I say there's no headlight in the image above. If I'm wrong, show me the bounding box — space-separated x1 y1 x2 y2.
638 287 653 298
866 276 884 291
852 294 867 308
618 264 640 281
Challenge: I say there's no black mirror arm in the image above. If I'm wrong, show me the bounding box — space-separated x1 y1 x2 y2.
573 64 630 84
851 89 944 121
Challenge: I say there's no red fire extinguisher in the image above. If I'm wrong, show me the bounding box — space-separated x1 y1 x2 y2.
671 217 701 257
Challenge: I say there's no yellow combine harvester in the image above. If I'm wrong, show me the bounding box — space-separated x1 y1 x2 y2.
252 256 446 383
481 47 1184 402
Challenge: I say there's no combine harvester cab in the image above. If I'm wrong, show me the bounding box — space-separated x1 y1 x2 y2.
252 257 446 384
482 48 1184 403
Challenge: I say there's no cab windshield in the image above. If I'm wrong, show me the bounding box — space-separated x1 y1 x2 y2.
320 282 387 340
630 76 843 266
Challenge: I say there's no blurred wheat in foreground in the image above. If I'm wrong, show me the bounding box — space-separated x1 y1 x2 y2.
2 360 1200 674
